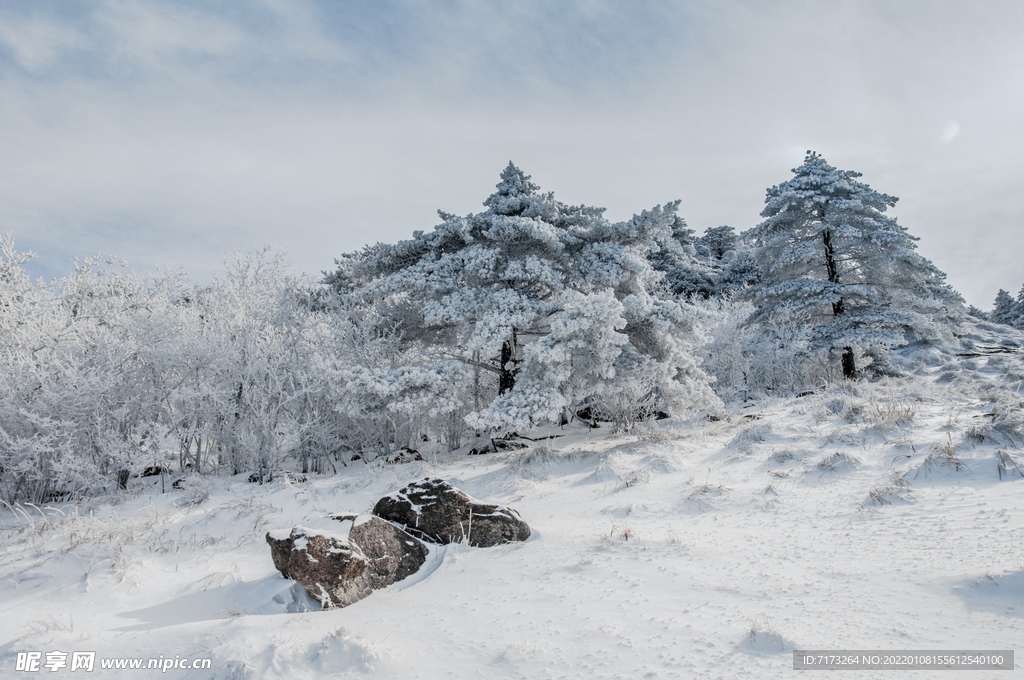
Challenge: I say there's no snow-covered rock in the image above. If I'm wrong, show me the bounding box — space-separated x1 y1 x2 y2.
266 513 427 608
374 477 531 547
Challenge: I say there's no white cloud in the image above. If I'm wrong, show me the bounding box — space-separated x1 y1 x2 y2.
1 1 1023 307
0 17 87 71
96 1 246 65
941 121 960 142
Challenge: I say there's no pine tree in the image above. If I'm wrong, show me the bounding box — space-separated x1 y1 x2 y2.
647 212 718 299
695 225 760 297
991 289 1017 326
696 226 739 261
1015 286 1024 328
329 163 718 431
747 151 961 380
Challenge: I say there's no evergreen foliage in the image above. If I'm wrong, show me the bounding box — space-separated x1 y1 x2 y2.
648 223 759 300
991 289 1017 325
990 286 1024 327
329 163 719 431
647 213 717 299
746 152 961 379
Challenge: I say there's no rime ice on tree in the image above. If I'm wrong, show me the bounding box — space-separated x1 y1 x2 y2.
329 163 719 432
747 151 961 379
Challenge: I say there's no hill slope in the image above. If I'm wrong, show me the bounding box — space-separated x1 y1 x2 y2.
2 321 1023 678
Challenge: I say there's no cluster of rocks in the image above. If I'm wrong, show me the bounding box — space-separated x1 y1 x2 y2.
266 477 530 609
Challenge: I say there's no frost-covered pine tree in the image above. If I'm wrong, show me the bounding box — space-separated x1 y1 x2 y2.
647 211 717 299
747 152 961 380
991 289 1018 326
329 163 719 432
694 225 760 298
695 225 738 261
1016 286 1024 328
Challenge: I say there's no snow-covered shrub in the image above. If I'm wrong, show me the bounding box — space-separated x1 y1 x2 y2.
980 389 1024 446
748 618 791 651
867 473 911 505
0 237 454 501
728 423 772 450
813 393 858 423
996 450 1024 480
175 475 210 506
863 391 918 429
699 298 834 399
505 445 558 476
0 240 174 502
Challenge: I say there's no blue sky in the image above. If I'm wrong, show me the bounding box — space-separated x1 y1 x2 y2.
1 0 1021 307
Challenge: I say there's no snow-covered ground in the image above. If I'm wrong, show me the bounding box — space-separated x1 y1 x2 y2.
2 326 1024 679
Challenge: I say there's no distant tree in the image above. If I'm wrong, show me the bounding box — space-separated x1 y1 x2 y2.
991 289 1017 326
966 305 989 321
695 225 739 261
649 223 760 301
747 151 961 380
1016 286 1024 328
695 225 760 297
648 212 717 299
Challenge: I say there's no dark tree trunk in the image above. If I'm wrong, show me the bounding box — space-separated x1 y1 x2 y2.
823 225 843 314
823 219 856 379
841 346 856 379
117 469 130 491
498 332 518 395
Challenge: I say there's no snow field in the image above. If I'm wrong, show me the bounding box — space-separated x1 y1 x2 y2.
1 371 1023 679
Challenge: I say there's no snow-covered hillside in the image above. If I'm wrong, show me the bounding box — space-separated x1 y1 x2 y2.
2 322 1023 679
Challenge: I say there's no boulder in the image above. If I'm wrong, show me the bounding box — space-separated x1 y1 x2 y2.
265 513 427 608
373 477 531 548
384 447 424 464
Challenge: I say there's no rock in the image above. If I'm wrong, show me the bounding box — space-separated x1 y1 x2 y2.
491 438 528 452
248 468 278 484
384 447 424 464
266 530 295 577
265 514 427 608
469 433 529 455
573 405 609 424
373 477 531 548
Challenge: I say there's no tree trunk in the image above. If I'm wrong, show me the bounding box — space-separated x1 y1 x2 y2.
823 221 856 379
473 350 481 411
499 337 515 395
823 225 843 314
841 346 856 379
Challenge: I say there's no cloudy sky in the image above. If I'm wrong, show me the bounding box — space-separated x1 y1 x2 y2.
0 0 1021 307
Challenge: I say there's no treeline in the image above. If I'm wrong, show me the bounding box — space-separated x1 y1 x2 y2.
985 287 1024 328
0 154 964 503
0 244 454 503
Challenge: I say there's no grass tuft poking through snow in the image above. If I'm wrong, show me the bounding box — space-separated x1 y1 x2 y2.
748 618 792 652
816 451 861 473
915 433 970 477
